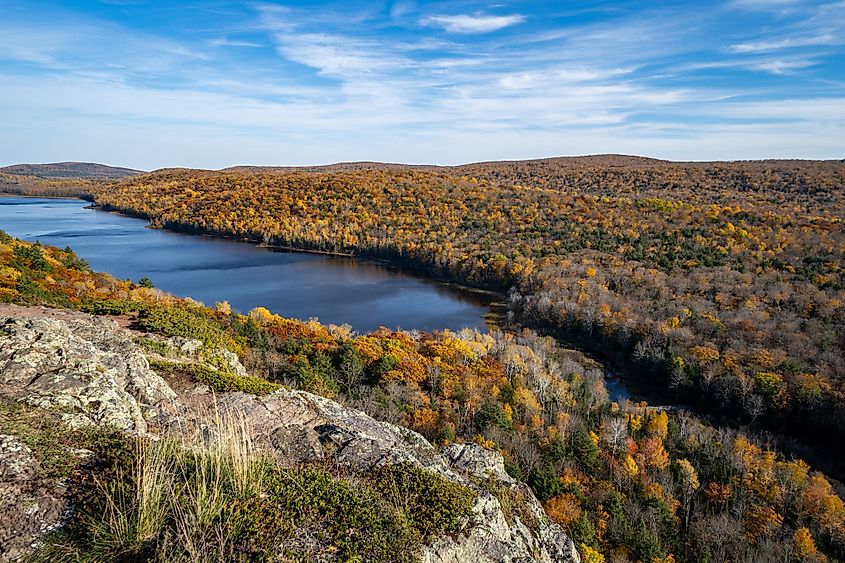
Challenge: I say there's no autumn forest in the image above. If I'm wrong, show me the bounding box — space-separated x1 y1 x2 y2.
1 155 844 562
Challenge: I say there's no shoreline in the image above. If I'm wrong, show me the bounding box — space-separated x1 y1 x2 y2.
1 193 508 328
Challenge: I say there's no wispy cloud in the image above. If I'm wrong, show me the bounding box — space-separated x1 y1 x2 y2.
421 13 525 34
0 0 842 167
730 33 841 53
210 37 263 48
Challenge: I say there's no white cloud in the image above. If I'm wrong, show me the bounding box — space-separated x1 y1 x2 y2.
421 13 525 34
0 1 843 168
680 56 819 74
209 37 263 48
730 33 840 53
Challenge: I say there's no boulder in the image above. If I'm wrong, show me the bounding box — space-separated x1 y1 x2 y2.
0 314 180 433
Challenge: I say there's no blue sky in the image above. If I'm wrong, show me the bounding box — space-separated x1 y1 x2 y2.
1 0 843 169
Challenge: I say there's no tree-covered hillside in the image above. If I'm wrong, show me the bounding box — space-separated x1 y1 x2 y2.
2 229 843 562
84 160 845 460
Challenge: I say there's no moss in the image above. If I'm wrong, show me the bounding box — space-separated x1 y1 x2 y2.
373 463 476 543
135 337 175 357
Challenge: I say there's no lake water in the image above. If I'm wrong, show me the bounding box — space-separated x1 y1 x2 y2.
0 197 496 333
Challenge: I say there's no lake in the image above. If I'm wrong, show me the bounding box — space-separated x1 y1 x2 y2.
0 197 496 333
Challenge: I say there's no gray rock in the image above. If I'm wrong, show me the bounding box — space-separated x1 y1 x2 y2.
0 435 66 561
0 315 180 433
218 391 580 563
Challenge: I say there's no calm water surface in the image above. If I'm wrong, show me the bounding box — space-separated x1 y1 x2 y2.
0 197 495 333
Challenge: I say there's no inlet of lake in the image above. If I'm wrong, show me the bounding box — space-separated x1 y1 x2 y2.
0 197 497 333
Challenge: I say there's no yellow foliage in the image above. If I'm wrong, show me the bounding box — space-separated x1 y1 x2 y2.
247 306 275 322
0 265 21 285
502 403 513 422
794 527 825 561
579 543 605 563
473 434 495 449
690 345 720 364
627 413 643 433
544 494 582 528
744 504 784 541
639 437 670 470
647 411 669 439
676 459 700 491
624 455 639 476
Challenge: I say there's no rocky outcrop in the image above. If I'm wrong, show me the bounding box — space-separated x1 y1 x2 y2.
0 313 180 433
0 434 67 561
219 391 579 563
0 308 579 563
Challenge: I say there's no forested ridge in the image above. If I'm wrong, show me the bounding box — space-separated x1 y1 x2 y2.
80 159 845 460
2 230 844 562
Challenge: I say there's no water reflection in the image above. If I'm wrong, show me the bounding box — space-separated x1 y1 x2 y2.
0 197 494 333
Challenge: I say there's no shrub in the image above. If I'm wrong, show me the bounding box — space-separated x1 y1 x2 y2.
138 304 231 350
81 298 144 316
527 463 563 501
13 243 51 271
59 247 90 271
149 359 281 395
374 463 476 542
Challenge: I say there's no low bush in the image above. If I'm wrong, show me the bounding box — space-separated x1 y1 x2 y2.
138 305 231 351
148 359 281 395
26 411 476 563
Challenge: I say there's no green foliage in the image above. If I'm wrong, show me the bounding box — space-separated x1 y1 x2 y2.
0 399 126 481
135 337 175 357
137 276 154 288
631 527 665 563
527 463 563 501
475 475 538 531
569 515 599 550
149 359 281 395
13 242 51 271
369 354 398 384
58 246 89 271
14 274 72 307
542 435 567 463
572 425 599 471
138 304 230 350
374 463 476 542
503 456 524 481
81 298 144 315
230 316 269 350
286 353 339 398
753 371 784 398
474 400 513 433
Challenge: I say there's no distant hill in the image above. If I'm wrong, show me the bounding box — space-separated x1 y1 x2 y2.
223 155 666 173
222 154 842 175
0 162 142 180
